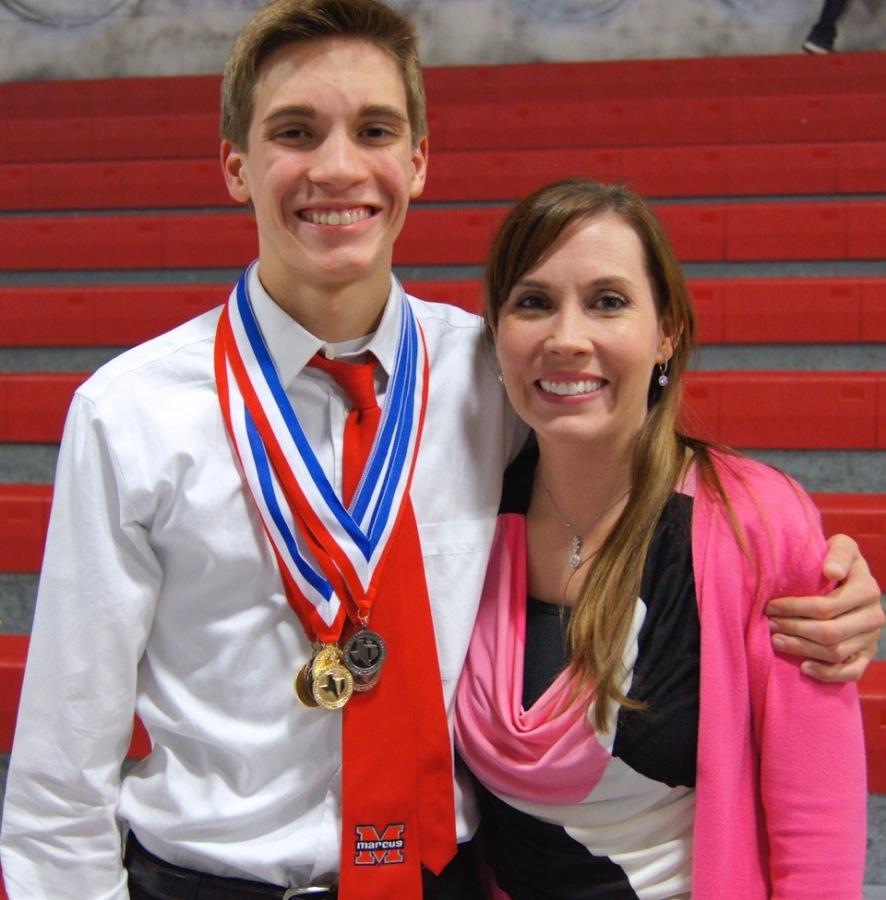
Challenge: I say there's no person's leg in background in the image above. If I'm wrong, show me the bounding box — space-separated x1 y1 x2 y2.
803 0 851 53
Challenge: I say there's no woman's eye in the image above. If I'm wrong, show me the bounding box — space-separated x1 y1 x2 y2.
515 294 549 310
597 293 627 311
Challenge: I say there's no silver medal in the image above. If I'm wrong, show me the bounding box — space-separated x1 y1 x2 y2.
343 629 387 679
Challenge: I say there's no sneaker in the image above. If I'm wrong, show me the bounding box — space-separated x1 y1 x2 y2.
803 33 833 54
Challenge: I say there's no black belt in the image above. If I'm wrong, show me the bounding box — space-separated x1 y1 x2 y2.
125 833 337 900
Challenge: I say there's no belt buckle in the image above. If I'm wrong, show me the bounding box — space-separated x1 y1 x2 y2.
283 887 335 898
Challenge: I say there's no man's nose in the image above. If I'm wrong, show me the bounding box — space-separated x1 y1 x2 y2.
308 130 368 189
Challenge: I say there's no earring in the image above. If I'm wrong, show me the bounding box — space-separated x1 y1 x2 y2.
497 372 504 384
657 362 669 387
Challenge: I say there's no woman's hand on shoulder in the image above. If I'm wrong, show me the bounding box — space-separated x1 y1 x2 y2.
765 534 884 683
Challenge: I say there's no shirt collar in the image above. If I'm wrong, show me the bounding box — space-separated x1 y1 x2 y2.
247 265 402 387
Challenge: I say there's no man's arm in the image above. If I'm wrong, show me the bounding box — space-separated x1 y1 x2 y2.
766 534 884 683
0 394 160 898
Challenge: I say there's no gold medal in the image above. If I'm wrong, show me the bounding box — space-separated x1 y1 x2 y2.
295 644 344 709
311 661 354 709
312 643 343 671
310 644 354 710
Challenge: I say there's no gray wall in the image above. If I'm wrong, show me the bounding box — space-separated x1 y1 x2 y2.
0 0 883 82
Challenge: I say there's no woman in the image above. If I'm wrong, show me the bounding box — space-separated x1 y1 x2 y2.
455 179 867 898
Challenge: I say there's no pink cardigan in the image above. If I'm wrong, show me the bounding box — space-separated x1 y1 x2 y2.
457 453 867 898
690 453 866 897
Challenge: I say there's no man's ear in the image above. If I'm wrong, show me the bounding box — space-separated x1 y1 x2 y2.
409 135 429 200
221 140 251 204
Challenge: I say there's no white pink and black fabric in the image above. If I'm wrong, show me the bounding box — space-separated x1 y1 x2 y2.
455 448 867 899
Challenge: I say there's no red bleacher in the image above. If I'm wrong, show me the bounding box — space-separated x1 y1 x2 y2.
2 54 885 165
0 629 881 791
3 92 885 163
2 483 882 587
0 485 52 574
866 662 886 793
2 54 885 122
0 51 883 866
1 369 885 449
3 53 886 117
1 200 886 271
1 276 884 346
2 141 884 212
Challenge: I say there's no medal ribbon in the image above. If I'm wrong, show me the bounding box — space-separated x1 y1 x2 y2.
321 347 456 898
214 265 456 897
214 264 428 641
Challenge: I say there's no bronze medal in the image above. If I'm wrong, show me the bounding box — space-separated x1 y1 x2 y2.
351 669 380 693
294 662 319 708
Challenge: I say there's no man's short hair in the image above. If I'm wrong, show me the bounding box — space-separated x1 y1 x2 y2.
221 0 427 149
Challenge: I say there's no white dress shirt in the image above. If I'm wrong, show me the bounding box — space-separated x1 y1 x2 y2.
0 266 524 898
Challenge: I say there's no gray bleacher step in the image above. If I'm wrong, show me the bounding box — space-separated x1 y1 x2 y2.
746 451 886 493
696 345 886 372
870 795 886 886
0 343 884 374
0 575 36 634
0 445 59 483
0 447 884 493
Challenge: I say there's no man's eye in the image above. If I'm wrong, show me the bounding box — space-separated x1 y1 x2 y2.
276 127 310 141
362 125 394 140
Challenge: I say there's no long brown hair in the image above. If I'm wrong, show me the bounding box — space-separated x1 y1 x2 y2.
486 178 720 731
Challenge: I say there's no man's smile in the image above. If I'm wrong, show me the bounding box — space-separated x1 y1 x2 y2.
296 205 378 226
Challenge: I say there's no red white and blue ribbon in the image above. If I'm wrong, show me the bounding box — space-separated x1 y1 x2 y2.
215 264 429 643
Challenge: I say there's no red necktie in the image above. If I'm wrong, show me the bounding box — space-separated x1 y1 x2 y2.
309 353 380 504
309 352 457 899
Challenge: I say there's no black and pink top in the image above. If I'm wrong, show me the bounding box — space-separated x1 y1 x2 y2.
456 448 698 899
455 448 867 899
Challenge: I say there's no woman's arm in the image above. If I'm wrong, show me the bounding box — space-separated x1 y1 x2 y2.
746 477 867 896
692 457 867 898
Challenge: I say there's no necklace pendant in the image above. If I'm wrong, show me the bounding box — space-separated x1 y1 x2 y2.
569 534 582 569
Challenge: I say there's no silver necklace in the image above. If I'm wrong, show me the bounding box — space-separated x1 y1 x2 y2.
539 477 631 570
539 477 585 569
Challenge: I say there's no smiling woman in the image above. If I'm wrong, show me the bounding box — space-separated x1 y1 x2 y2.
455 178 868 900
493 212 674 464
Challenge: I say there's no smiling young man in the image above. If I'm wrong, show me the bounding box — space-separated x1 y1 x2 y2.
0 2 881 899
0 4 517 898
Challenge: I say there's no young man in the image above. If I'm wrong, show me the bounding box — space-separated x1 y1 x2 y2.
1 1 881 898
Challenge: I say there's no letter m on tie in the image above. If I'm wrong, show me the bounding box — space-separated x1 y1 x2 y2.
354 823 406 865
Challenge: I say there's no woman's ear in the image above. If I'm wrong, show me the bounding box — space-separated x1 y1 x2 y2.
657 312 678 364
